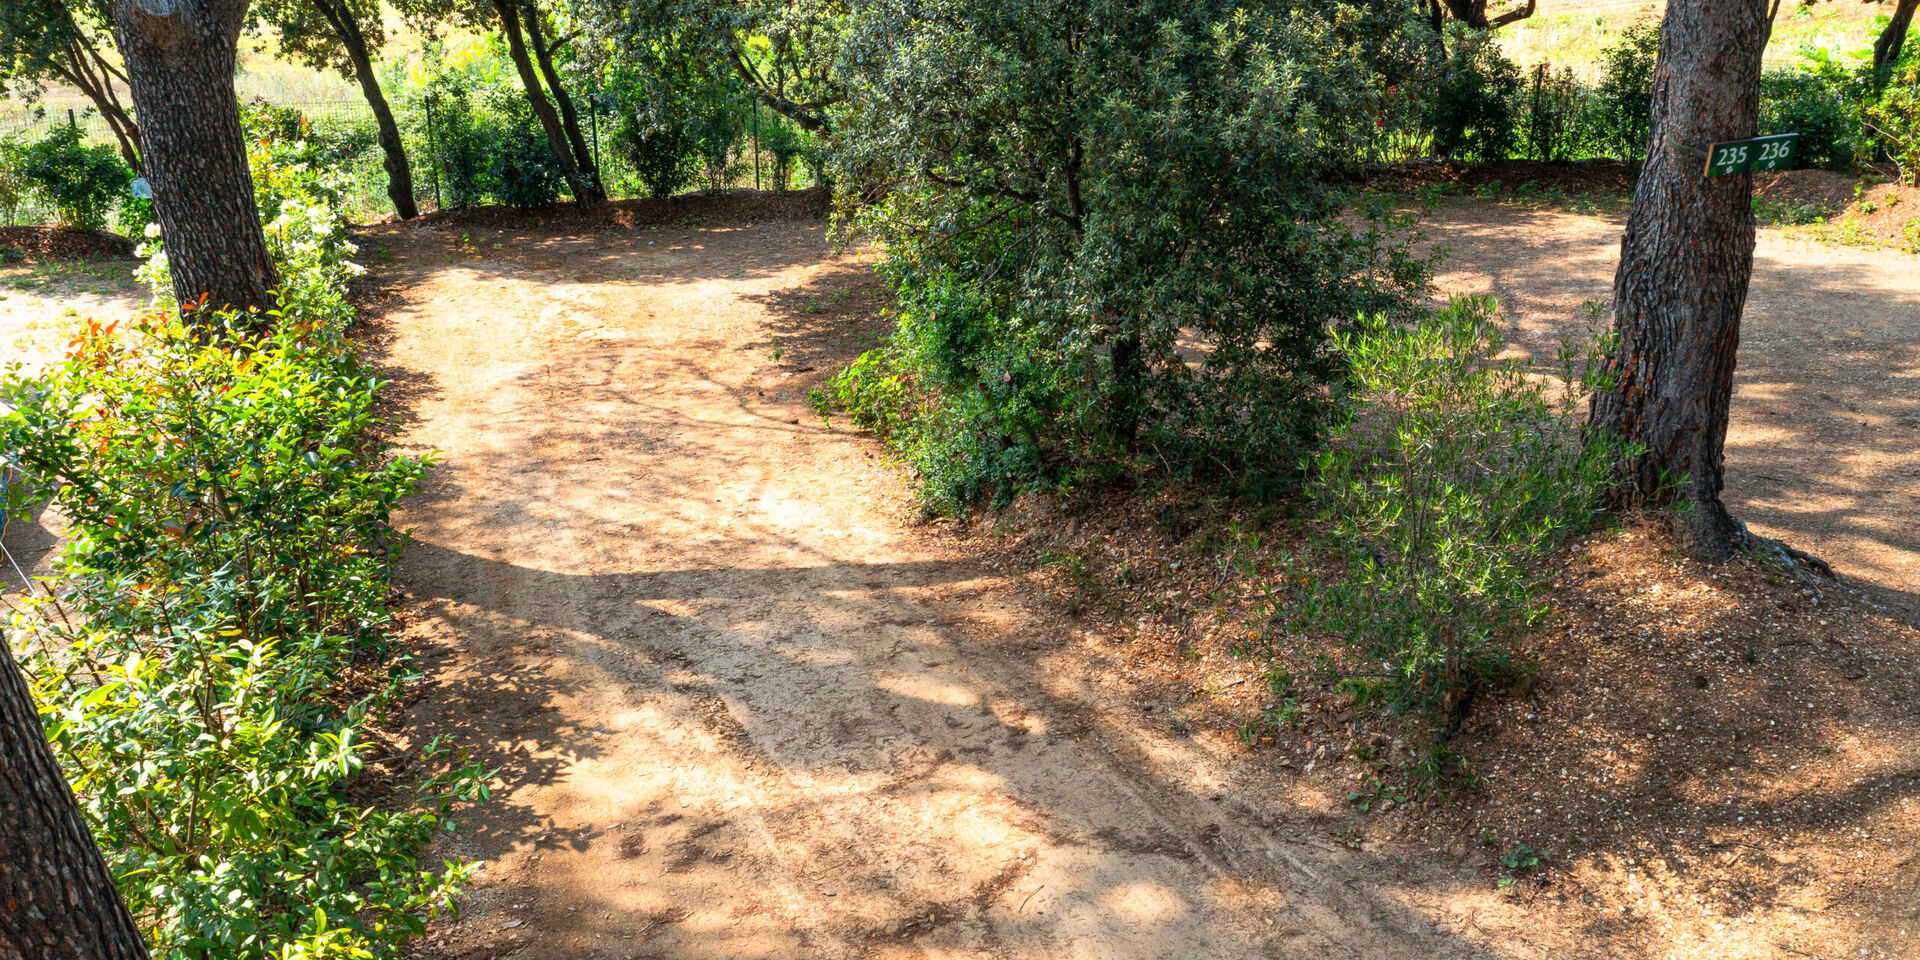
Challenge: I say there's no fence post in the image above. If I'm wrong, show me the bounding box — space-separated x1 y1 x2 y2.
590 80 602 186
424 96 442 211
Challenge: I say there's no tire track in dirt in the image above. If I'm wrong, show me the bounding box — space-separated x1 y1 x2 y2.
361 219 1520 959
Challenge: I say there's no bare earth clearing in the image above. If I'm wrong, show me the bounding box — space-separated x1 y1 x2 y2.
364 218 1520 959
3 195 1914 957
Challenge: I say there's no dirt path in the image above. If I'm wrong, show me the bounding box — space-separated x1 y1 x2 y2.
1417 200 1920 615
366 220 1513 960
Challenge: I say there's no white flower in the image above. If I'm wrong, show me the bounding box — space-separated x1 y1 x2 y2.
144 223 162 239
343 261 366 277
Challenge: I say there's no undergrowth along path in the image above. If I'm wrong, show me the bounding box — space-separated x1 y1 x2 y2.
1418 199 1920 617
362 217 1510 960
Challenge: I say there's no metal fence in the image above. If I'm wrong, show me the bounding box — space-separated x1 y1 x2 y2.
2 94 817 230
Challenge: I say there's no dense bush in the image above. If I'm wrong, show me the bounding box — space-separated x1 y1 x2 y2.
1761 66 1866 169
1589 21 1659 161
830 0 1427 511
1283 297 1632 746
488 92 566 208
605 50 743 200
832 276 1111 511
1422 26 1521 161
1865 59 1920 183
420 75 494 208
2 118 481 959
17 123 130 231
1517 62 1590 162
761 113 806 192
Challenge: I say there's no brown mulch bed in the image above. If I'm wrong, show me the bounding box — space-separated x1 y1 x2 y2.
1366 158 1640 195
410 186 830 232
0 226 136 260
1755 165 1920 250
965 489 1920 957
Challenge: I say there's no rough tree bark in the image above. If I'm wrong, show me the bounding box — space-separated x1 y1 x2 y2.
1874 0 1917 84
0 641 150 960
488 0 604 204
310 0 417 218
111 0 276 317
1589 0 1770 561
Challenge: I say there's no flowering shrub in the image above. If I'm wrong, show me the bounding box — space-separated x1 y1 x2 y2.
2 106 482 959
140 105 366 316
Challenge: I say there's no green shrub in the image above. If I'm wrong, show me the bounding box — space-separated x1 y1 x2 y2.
833 0 1427 510
490 116 566 208
1865 60 1920 184
1516 63 1591 162
2 117 480 960
0 134 29 223
829 276 1113 512
1422 25 1521 161
421 78 495 208
1589 21 1660 161
1760 69 1866 169
607 56 699 199
762 114 805 192
18 123 130 231
1283 296 1633 744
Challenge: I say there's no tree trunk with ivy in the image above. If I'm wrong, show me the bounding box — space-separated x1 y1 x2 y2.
1589 0 1769 561
111 0 276 317
0 641 151 960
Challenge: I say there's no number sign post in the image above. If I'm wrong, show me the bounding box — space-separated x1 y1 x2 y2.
1698 133 1798 177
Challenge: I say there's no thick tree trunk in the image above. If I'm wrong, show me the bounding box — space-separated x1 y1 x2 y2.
314 0 418 219
0 642 150 960
521 3 602 200
488 0 602 204
1873 0 1917 84
111 0 276 318
1589 0 1769 561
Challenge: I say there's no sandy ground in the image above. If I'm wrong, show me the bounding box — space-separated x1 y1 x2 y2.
1418 199 1920 617
365 219 1557 959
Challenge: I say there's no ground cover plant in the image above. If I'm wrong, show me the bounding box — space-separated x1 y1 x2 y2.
1 112 482 959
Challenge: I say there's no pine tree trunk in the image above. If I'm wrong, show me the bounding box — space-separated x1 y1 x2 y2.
0 642 150 960
488 0 601 204
111 0 276 318
1873 0 1917 85
521 3 603 200
314 0 419 219
1589 0 1769 561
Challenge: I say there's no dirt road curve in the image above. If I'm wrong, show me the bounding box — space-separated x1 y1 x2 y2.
367 220 1527 960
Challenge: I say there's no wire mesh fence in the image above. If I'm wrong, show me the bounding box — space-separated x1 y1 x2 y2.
2 93 819 232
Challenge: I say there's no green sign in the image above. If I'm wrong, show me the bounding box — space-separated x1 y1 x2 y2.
1702 133 1798 176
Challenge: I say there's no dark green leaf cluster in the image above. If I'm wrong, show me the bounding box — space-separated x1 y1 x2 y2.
829 0 1428 511
5 124 131 232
